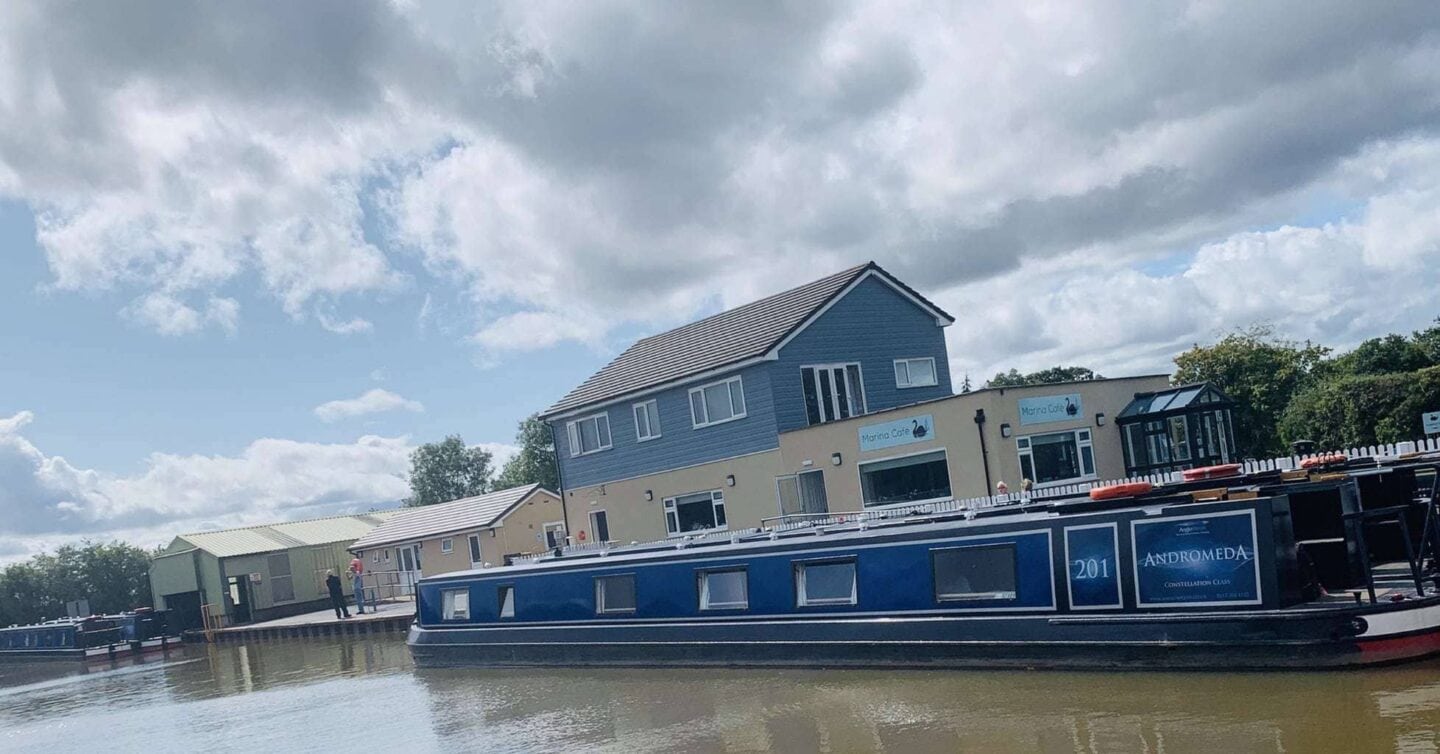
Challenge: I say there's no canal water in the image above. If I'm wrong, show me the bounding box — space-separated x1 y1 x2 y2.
2 639 1438 753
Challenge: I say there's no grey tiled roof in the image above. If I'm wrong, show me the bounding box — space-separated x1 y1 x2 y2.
349 484 549 551
544 262 951 416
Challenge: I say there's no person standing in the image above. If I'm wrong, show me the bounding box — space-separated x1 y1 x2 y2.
349 555 366 615
324 569 350 619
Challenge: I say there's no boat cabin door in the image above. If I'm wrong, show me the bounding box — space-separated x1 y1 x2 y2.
226 576 251 624
398 544 422 594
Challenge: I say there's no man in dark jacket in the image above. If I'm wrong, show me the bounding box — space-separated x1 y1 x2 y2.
324 570 350 619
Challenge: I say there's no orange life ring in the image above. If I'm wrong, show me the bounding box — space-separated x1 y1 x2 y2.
1299 454 1347 469
1089 482 1154 501
1182 464 1244 482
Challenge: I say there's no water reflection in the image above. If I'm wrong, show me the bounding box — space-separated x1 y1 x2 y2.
1 639 1437 753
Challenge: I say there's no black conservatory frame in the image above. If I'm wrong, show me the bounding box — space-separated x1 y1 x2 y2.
1115 382 1237 477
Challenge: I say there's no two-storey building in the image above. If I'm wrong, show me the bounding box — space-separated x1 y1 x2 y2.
541 262 955 544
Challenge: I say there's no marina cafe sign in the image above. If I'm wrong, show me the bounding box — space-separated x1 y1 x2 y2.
859 414 935 452
1018 393 1083 426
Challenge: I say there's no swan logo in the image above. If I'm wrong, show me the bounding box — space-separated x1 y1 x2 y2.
859 414 935 451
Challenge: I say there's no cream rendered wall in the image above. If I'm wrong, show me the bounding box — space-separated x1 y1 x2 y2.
560 450 786 544
776 376 1172 512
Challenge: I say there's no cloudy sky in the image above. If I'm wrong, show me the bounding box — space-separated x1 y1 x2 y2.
2 1 1439 561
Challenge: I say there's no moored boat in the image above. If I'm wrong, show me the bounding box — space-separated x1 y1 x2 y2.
408 456 1440 670
0 609 180 662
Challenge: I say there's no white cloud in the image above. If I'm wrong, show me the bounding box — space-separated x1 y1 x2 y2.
315 308 375 335
313 389 425 423
123 293 239 336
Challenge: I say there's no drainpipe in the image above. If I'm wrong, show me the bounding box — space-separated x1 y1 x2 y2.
548 420 571 545
974 409 993 493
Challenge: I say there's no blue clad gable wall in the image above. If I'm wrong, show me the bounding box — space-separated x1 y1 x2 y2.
771 275 951 432
555 363 779 489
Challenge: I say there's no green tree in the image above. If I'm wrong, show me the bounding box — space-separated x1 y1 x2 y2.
405 435 493 507
1173 325 1330 457
0 541 154 625
987 366 1101 388
1280 365 1440 449
494 414 560 491
1413 319 1440 364
1321 333 1434 378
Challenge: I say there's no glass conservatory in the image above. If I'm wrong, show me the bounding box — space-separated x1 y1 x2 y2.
1116 383 1236 476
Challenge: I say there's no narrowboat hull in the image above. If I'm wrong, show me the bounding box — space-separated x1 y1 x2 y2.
409 598 1440 670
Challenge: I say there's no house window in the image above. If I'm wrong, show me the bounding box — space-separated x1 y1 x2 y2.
801 364 866 425
858 450 952 507
796 559 857 606
498 585 515 618
567 413 612 456
468 534 482 564
1017 429 1096 485
894 357 938 389
440 538 453 554
699 568 748 610
371 551 380 564
1168 416 1192 461
689 376 746 428
633 399 661 441
663 490 727 535
267 552 295 603
590 510 610 543
442 588 470 620
595 574 637 614
932 544 1018 601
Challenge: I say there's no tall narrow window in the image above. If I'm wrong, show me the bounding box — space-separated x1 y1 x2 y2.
1168 416 1192 461
498 586 515 618
566 413 613 456
267 552 295 603
689 376 746 427
590 510 610 543
633 400 661 441
801 364 866 425
894 357 938 388
468 534 482 565
595 575 637 614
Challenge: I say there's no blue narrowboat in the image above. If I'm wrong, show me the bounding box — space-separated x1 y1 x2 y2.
0 609 177 662
408 457 1440 670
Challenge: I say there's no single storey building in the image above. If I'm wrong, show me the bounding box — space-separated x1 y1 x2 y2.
148 511 398 630
348 484 566 581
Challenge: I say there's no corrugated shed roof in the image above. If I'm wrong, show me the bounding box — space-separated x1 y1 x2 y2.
350 484 548 551
542 262 953 417
174 511 399 559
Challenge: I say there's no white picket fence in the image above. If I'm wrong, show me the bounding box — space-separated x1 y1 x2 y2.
511 435 1440 564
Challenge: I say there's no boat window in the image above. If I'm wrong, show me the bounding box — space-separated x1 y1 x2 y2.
596 574 637 614
796 559 857 606
442 588 470 620
858 450 952 507
932 544 1018 602
699 569 748 610
498 585 515 618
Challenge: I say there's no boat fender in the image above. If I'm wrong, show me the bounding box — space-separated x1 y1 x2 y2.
1181 464 1243 482
1299 454 1347 469
1089 482 1154 501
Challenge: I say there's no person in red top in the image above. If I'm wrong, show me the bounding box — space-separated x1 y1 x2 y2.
349 556 366 614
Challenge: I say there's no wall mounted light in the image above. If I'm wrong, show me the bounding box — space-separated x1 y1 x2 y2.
831 452 843 466
644 490 653 501
1000 423 1012 438
725 474 736 487
1095 412 1106 426
802 459 814 467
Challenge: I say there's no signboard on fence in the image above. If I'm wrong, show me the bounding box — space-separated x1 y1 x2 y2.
1131 510 1262 607
1424 410 1440 436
